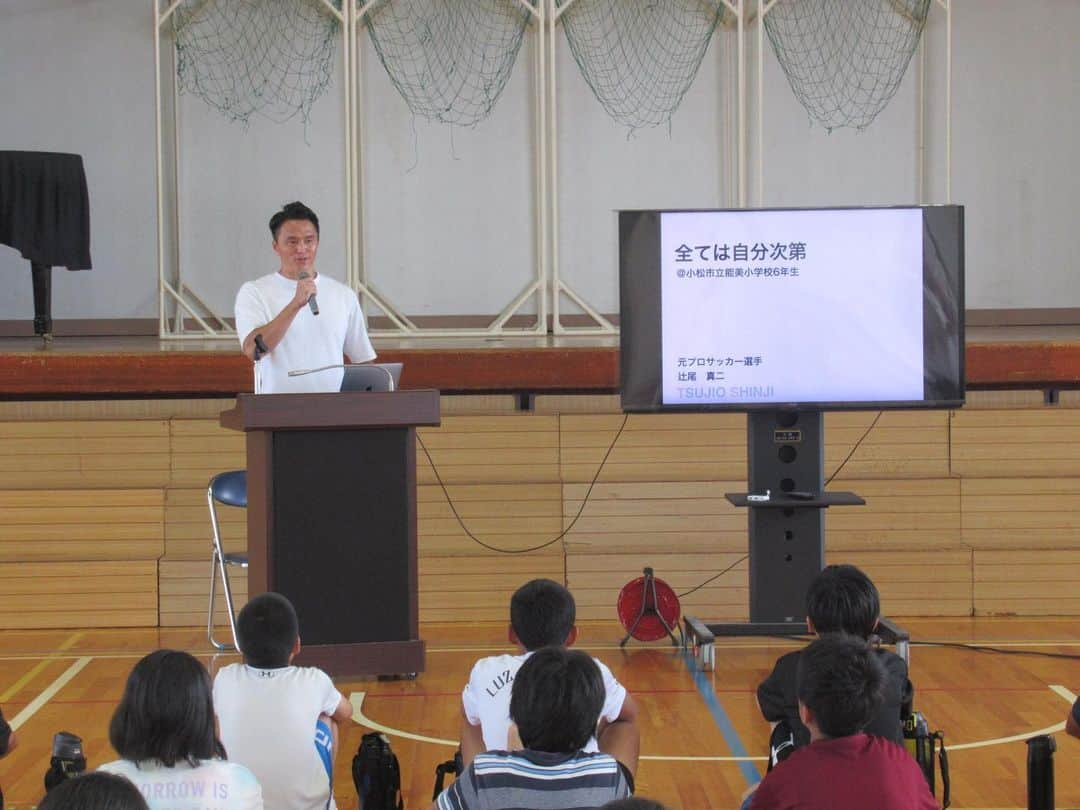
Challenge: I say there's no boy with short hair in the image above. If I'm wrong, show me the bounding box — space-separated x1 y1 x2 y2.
213 592 353 810
459 579 639 773
746 634 937 809
437 647 633 809
756 564 912 761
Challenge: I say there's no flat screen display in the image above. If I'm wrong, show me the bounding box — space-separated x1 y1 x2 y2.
619 206 964 412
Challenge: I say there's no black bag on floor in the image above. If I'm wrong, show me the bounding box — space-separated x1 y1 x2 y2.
431 749 464 801
903 711 950 808
767 720 799 771
353 732 403 810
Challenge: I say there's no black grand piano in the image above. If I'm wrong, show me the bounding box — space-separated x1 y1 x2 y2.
0 151 92 341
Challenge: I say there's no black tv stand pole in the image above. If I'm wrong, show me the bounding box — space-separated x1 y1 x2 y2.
685 411 865 647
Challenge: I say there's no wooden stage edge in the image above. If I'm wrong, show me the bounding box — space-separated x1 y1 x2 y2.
1 334 1079 396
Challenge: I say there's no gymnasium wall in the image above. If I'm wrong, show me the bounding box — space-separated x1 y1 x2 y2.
1 1 1079 324
0 391 1077 630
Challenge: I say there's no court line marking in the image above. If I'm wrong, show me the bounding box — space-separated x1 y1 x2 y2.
348 683 1080 761
1049 684 1077 703
8 657 93 731
0 631 84 702
934 685 1074 752
349 691 767 762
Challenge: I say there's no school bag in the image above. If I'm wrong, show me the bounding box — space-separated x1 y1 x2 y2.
431 749 463 801
352 732 404 810
903 711 950 808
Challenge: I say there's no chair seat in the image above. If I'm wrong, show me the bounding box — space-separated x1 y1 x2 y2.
210 470 247 509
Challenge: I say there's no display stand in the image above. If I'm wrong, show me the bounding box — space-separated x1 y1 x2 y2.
221 390 440 678
687 411 865 640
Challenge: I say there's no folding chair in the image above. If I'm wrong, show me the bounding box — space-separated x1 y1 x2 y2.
207 470 248 651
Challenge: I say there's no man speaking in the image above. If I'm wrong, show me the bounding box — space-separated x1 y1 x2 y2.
235 201 375 393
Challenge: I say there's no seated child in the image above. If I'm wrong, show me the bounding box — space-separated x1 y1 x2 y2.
213 592 353 810
99 650 262 809
756 564 912 762
746 634 937 810
437 647 633 809
459 579 639 773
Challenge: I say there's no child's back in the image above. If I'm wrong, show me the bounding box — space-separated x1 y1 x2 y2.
214 662 343 810
757 645 910 747
463 650 627 751
756 565 913 754
213 593 351 810
748 635 936 810
460 579 637 767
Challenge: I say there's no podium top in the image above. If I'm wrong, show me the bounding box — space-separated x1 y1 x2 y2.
220 390 441 432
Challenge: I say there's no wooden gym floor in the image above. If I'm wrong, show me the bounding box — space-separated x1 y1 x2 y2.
0 618 1077 809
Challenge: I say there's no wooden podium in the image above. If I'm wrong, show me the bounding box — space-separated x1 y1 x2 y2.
221 390 440 677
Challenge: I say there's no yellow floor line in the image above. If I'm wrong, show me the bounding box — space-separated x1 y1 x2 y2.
9 657 93 731
0 631 84 702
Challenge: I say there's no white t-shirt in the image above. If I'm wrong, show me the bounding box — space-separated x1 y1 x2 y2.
461 651 628 752
98 758 262 810
234 271 376 394
213 663 343 810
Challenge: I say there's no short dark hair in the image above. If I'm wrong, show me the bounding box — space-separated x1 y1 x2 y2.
805 564 880 637
796 634 885 739
269 201 320 240
510 647 604 753
237 592 299 668
109 650 226 767
510 579 576 650
39 771 150 810
603 799 670 810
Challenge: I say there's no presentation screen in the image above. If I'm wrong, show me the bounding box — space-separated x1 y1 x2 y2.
619 206 964 412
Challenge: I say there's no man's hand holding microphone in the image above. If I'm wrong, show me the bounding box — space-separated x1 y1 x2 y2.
296 272 319 315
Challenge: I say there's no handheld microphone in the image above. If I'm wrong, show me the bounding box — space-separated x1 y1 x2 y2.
298 271 319 315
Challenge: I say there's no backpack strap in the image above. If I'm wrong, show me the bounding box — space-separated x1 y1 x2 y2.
933 730 950 809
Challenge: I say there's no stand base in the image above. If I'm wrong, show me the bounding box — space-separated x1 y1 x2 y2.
706 621 809 637
683 615 911 671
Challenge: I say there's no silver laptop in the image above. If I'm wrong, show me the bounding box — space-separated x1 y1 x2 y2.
340 362 403 393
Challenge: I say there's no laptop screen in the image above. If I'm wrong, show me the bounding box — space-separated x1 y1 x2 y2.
340 363 403 392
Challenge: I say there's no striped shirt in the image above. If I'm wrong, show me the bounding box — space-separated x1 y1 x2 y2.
436 749 632 810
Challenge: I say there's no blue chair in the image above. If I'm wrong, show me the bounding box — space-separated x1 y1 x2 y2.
207 470 248 651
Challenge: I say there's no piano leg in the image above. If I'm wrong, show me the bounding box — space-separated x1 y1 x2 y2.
31 261 53 343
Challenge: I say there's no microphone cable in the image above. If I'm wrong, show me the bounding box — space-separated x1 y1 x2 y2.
416 413 630 554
